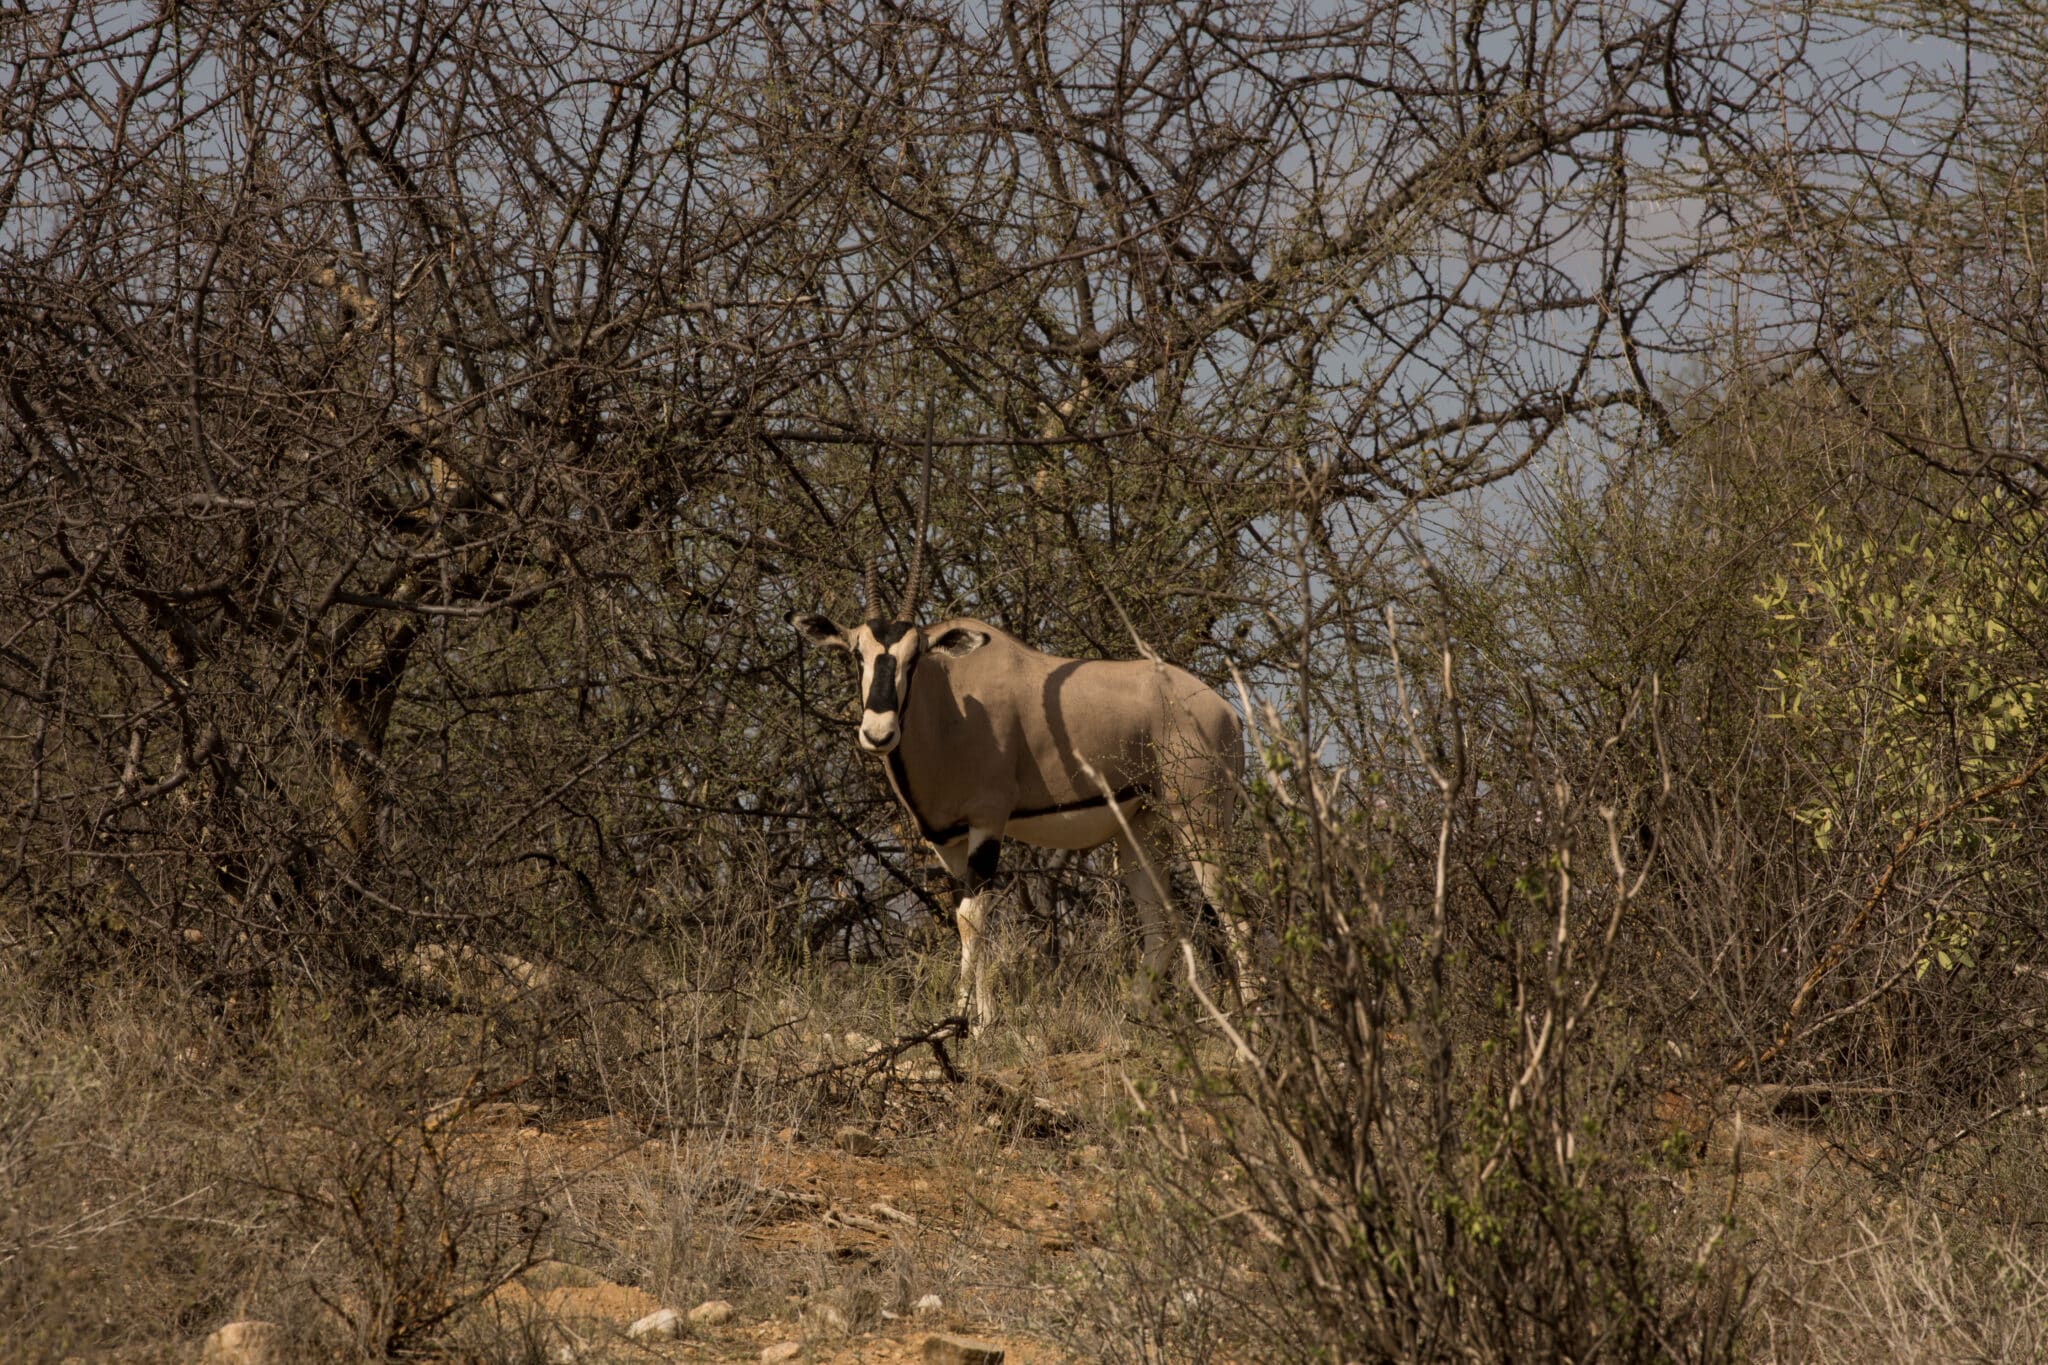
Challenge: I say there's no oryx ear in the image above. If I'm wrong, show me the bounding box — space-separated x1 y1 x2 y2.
927 626 990 658
787 611 850 649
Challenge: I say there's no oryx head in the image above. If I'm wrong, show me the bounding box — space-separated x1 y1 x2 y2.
786 421 987 755
786 603 988 755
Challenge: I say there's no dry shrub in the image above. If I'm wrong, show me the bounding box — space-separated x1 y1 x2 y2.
1755 1195 2048 1363
245 1050 555 1358
0 944 668 1360
1078 634 1749 1363
0 970 294 1359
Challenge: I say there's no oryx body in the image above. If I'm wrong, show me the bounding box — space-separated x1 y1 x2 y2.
790 608 1247 1028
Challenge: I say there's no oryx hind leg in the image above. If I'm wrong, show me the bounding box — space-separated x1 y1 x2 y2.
935 830 1002 1032
1116 822 1176 1008
1158 762 1250 1010
1191 855 1254 1010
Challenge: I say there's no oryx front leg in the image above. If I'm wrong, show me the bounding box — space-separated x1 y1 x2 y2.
937 831 1002 1032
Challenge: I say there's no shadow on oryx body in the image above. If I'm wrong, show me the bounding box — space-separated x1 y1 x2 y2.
789 599 1248 1030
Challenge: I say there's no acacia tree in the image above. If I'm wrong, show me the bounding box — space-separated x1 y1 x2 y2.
1 0 1796 983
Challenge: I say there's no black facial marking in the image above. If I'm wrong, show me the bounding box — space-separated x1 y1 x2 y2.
867 619 913 645
966 838 1002 891
864 653 899 714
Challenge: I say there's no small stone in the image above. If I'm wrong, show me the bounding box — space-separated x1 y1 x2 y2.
923 1333 1005 1365
913 1293 944 1315
688 1298 735 1326
627 1307 684 1341
835 1125 882 1156
497 952 555 992
199 1321 283 1365
762 1343 803 1364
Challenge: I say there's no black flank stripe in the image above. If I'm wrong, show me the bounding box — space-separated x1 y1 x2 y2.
884 745 1149 848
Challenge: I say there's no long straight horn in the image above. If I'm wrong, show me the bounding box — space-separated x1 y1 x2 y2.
858 446 884 620
900 409 935 619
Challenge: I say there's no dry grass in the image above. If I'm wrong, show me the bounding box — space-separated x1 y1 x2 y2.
7 910 2048 1363
0 908 1150 1361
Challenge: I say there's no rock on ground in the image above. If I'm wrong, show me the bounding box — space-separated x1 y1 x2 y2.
626 1307 683 1340
923 1332 1007 1365
198 1321 282 1365
403 942 557 1003
834 1124 882 1156
762 1342 803 1363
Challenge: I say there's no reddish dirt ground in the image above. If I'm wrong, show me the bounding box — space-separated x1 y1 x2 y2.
454 1055 1128 1363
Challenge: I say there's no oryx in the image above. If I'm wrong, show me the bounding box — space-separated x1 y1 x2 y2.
788 491 1248 1029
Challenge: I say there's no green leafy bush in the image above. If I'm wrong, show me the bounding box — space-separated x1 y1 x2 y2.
1758 492 2047 969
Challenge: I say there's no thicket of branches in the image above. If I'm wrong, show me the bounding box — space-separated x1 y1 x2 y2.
5 0 2047 1359
2 0 1791 981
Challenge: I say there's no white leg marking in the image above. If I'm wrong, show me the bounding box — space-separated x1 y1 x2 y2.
957 891 992 1027
940 829 1002 1031
955 892 979 1015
